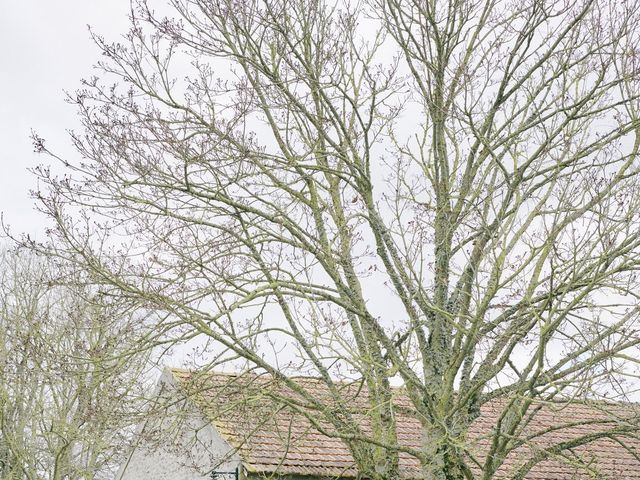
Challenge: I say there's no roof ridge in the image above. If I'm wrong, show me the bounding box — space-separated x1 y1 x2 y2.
167 367 640 407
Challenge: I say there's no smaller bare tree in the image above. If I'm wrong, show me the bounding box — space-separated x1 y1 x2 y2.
0 249 152 480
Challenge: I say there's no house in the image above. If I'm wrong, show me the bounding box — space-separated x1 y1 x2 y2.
116 368 640 480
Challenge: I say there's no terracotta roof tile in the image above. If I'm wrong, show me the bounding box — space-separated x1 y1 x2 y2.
171 369 640 479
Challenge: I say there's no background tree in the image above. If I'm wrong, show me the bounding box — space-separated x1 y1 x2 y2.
0 249 151 480
27 0 640 478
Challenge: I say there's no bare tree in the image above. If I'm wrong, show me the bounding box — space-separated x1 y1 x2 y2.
0 249 151 480
27 0 640 478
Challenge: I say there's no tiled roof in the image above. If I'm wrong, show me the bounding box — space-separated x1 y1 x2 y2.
170 369 640 479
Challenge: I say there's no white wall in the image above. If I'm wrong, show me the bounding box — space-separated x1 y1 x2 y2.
116 369 242 480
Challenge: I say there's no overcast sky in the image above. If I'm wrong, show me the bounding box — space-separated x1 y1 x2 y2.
0 1 131 238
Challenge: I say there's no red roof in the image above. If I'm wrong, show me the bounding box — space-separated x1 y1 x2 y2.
170 369 640 479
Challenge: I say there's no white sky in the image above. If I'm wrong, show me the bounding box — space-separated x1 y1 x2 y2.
0 1 131 238
2 1 637 398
